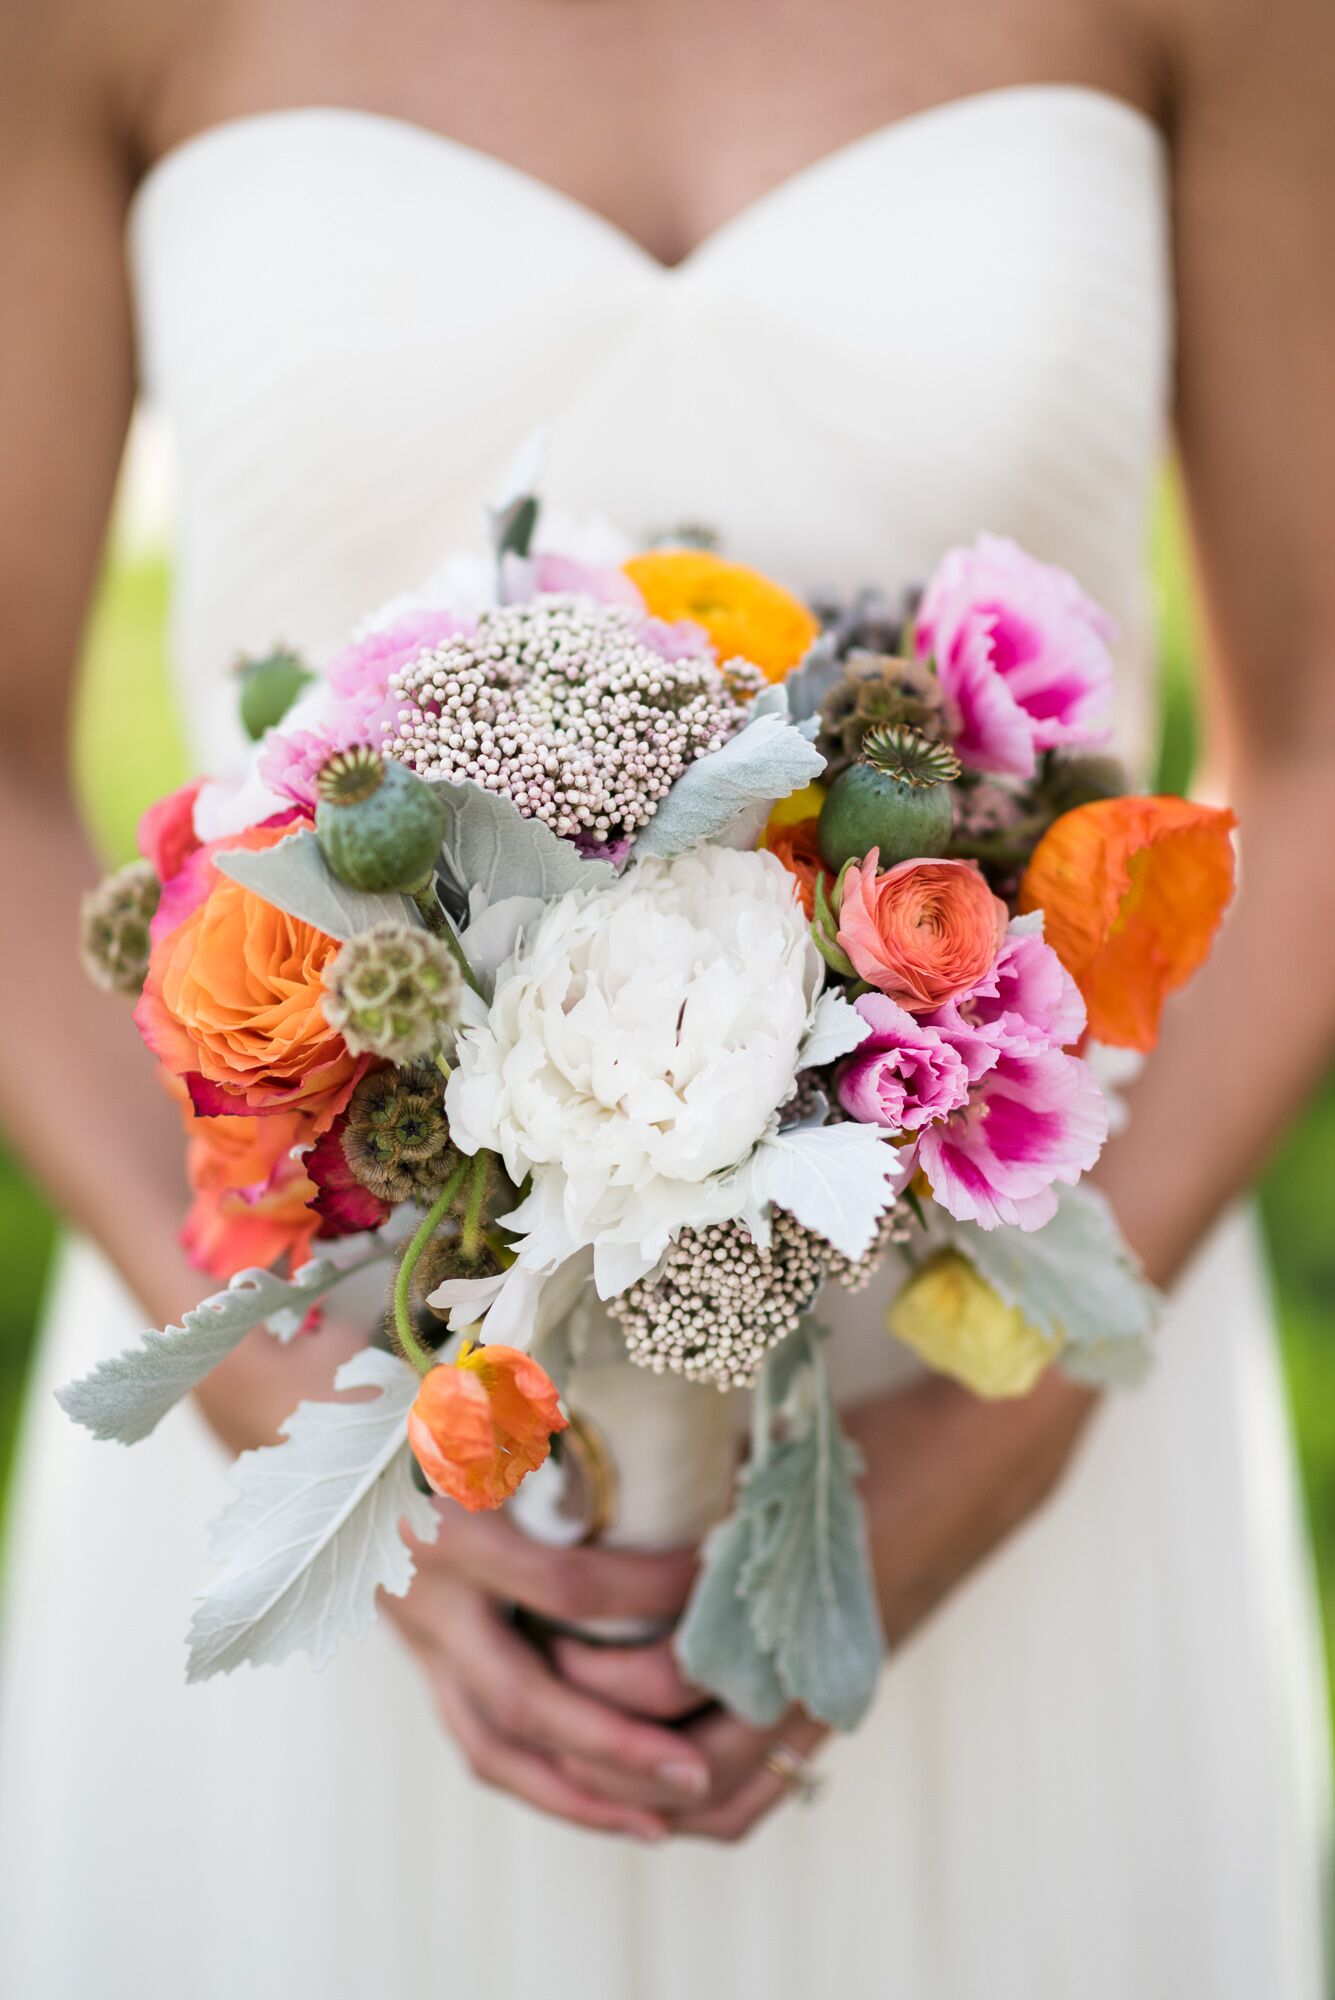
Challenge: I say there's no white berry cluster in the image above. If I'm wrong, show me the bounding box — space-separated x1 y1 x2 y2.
823 1201 914 1293
382 596 744 841
607 1211 831 1391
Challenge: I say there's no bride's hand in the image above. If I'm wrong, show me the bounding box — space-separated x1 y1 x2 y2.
557 1367 1097 1842
384 1507 713 1839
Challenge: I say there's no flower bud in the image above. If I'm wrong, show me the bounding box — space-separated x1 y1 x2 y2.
79 859 159 996
322 922 462 1063
237 647 312 741
315 747 447 894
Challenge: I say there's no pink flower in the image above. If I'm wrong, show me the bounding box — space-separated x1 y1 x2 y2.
929 917 1086 1058
529 551 644 606
915 535 1115 779
257 726 352 810
303 1115 392 1236
325 608 472 746
837 855 1008 1013
138 780 204 884
836 993 971 1132
915 1045 1108 1231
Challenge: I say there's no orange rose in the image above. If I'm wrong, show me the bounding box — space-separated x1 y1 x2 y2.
180 1100 321 1280
135 820 363 1130
407 1346 568 1512
623 549 819 682
836 854 1008 1012
1019 795 1237 1050
764 814 830 920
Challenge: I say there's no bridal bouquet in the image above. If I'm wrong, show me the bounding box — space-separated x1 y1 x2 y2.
64 488 1236 1729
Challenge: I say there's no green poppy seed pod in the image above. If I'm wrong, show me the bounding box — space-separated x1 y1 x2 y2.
315 748 448 894
238 647 313 741
817 725 959 873
322 922 463 1064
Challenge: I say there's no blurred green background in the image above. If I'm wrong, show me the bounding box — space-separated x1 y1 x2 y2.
1 487 1332 1752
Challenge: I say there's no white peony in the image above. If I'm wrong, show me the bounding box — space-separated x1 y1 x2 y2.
447 847 854 1291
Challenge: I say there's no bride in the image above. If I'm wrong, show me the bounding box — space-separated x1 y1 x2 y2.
1 1 1330 1993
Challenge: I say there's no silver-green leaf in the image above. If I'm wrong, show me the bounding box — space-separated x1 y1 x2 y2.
954 1182 1162 1351
674 1512 789 1726
186 1348 438 1680
632 713 826 859
215 829 419 939
55 1253 389 1445
738 1335 885 1729
431 781 612 918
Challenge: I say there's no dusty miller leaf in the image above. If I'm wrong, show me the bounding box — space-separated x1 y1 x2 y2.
674 1511 789 1726
55 1254 388 1445
738 1334 885 1729
186 1348 438 1680
430 782 612 919
632 714 825 859
728 1121 910 1261
953 1183 1161 1350
215 830 419 940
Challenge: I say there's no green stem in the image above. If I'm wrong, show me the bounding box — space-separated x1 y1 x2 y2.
459 1154 490 1263
392 1157 472 1375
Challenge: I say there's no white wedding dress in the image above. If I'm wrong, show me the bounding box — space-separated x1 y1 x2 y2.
0 86 1328 2000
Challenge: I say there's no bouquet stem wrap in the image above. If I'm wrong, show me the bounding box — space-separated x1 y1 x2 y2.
509 1320 739 1644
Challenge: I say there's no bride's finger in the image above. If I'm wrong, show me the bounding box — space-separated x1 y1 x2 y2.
671 1715 830 1842
551 1633 708 1721
424 1508 698 1624
437 1596 713 1807
430 1667 669 1842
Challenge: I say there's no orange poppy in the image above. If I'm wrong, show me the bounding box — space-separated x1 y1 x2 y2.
1019 795 1237 1051
764 813 830 919
623 549 819 682
406 1346 568 1511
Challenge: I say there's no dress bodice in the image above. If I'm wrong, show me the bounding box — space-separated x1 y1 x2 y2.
128 85 1170 770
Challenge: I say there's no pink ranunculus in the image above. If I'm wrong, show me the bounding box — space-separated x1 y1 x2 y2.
837 854 1008 1014
929 916 1087 1058
303 1115 392 1236
138 780 204 884
915 1045 1108 1231
915 535 1116 779
836 993 972 1132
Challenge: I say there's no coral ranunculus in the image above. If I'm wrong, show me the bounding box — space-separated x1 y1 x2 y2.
407 1347 568 1511
837 854 1008 1013
764 813 830 919
1019 796 1237 1051
135 820 364 1129
180 1103 321 1280
623 549 819 682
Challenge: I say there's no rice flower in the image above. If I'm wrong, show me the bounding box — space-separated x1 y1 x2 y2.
1019 795 1237 1050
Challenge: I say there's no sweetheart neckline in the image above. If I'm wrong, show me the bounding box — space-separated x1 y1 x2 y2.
129 82 1165 276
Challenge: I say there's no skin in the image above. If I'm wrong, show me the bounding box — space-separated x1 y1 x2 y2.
1 0 1332 1847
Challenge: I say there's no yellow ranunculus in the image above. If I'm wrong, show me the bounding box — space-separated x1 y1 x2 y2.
888 1250 1061 1399
764 783 827 832
623 549 819 682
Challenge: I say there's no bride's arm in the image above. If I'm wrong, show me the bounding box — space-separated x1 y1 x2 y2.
0 14 369 1450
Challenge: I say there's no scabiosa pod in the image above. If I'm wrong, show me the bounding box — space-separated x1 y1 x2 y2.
314 746 447 895
817 725 960 873
321 922 462 1063
79 859 160 996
